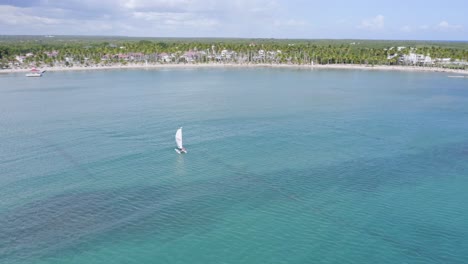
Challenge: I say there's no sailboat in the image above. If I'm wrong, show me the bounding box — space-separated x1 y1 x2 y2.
175 127 187 154
25 68 43 77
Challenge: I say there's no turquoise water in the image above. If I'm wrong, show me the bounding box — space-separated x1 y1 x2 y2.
1 68 468 263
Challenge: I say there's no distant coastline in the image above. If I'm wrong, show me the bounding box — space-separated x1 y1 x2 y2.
2 37 466 76
2 63 468 75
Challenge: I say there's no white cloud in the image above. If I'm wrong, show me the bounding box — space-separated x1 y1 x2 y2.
401 25 411 32
435 21 463 31
131 11 219 28
120 0 210 12
1 1 467 39
399 21 464 35
358 15 384 30
335 18 350 24
0 5 121 35
0 5 62 25
274 19 308 27
0 1 291 37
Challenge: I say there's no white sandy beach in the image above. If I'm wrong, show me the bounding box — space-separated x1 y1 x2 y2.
1 63 467 75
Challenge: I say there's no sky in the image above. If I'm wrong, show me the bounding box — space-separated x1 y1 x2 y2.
0 0 466 40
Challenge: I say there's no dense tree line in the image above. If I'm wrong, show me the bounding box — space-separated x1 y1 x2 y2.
1 36 467 69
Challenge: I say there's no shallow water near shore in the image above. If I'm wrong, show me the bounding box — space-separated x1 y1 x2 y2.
1 68 468 264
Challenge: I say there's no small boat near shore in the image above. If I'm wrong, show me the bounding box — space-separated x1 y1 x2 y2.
25 68 43 77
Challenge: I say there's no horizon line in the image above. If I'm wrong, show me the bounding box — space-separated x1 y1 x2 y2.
1 34 467 43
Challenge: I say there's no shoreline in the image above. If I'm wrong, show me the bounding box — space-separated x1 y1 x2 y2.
1 63 467 75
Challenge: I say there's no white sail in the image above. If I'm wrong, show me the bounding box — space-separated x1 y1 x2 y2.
175 127 183 149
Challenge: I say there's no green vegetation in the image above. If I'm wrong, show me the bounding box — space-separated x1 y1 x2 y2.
1 35 467 69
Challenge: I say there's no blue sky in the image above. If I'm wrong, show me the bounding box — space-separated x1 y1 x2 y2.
0 0 466 40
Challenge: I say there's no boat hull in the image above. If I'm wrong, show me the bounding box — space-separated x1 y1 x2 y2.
175 148 187 154
26 73 42 77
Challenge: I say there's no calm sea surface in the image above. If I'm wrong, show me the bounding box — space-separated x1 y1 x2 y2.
1 68 467 264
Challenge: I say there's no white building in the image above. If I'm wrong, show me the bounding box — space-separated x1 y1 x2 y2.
15 55 26 63
400 53 434 65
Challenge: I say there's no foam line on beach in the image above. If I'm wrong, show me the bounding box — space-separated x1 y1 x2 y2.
1 63 467 75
